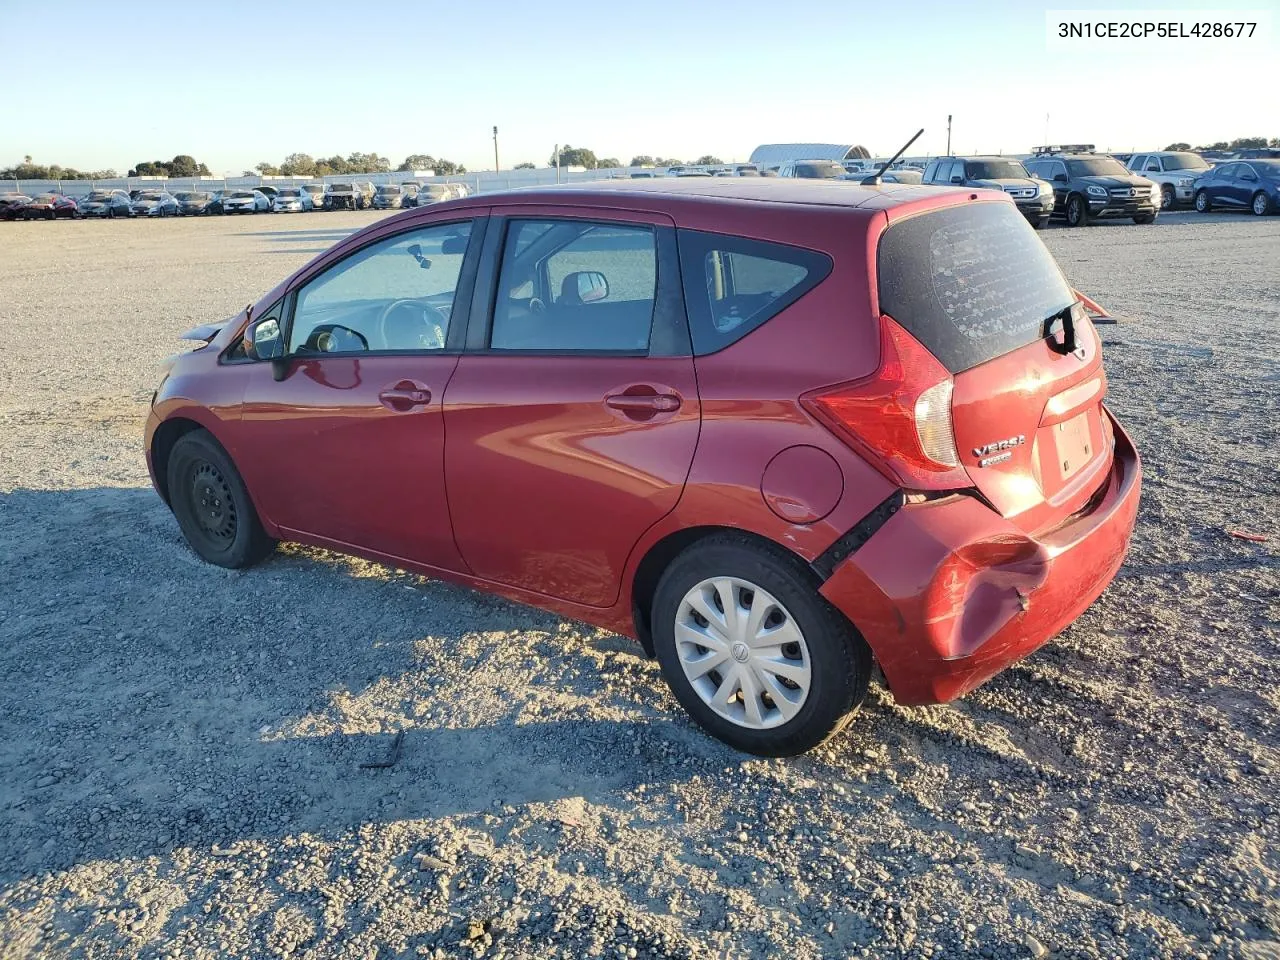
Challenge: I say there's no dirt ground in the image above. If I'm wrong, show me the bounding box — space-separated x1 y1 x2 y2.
0 208 1276 960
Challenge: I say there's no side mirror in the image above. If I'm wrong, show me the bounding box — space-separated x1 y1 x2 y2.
441 235 468 255
244 315 283 361
574 270 609 303
1053 173 1068 183
950 174 964 184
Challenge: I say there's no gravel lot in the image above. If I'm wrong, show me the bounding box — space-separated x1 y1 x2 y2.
0 209 1277 960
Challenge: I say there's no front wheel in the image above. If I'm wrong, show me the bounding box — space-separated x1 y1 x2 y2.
1194 190 1212 213
1252 191 1273 216
651 536 871 756
1160 185 1175 210
1066 194 1089 227
167 430 276 569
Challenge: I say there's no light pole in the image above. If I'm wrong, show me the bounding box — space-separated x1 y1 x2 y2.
946 115 952 155
492 126 499 173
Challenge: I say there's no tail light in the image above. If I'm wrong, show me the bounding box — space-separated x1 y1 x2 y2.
800 315 969 490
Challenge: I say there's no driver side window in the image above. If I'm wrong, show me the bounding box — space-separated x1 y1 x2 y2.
289 220 473 354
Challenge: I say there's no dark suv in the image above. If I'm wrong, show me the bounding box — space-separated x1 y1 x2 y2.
1023 146 1159 227
923 156 1054 228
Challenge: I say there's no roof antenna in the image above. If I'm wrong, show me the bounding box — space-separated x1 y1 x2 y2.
861 128 924 186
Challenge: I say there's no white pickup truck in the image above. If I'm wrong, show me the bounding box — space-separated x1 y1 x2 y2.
1125 151 1213 209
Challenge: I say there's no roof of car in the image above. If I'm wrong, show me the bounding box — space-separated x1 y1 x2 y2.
471 177 966 214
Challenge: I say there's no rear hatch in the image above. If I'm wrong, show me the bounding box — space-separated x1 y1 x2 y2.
875 198 1113 534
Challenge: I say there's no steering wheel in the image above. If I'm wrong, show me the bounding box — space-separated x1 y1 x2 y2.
377 299 448 350
528 297 546 316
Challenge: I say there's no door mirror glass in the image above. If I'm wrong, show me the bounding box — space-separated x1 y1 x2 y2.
1053 173 1068 183
567 270 609 303
244 315 283 361
441 234 469 255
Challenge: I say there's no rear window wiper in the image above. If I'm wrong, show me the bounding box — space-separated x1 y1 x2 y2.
1043 303 1077 355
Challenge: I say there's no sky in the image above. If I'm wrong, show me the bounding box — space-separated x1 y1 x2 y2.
1 0 1275 174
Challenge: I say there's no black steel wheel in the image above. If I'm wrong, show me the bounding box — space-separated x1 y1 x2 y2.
167 430 276 568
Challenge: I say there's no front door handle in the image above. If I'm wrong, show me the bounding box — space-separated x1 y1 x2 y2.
378 380 432 411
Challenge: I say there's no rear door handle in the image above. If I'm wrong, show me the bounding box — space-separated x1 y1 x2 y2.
605 393 681 414
378 380 432 410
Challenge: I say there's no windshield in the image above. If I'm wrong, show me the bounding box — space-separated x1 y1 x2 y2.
878 201 1075 373
1066 158 1128 177
229 191 255 199
423 185 449 197
1162 152 1209 171
174 192 209 201
138 193 163 201
794 161 844 179
87 192 112 201
966 160 1029 180
303 184 322 192
34 195 57 203
377 185 400 194
278 189 300 197
329 184 353 191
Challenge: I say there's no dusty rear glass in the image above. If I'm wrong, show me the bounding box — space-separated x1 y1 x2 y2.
877 201 1075 373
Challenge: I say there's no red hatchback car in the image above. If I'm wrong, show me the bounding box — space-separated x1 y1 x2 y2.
146 179 1141 755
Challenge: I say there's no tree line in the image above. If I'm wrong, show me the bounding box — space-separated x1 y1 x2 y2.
250 152 467 178
1163 137 1279 151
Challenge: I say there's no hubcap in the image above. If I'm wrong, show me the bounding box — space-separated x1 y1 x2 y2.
1254 194 1267 215
1161 187 1173 210
675 577 812 730
189 460 237 543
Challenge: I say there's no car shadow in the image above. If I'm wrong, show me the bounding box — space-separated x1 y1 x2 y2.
0 486 731 885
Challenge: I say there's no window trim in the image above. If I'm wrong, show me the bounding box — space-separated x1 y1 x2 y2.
675 228 833 357
464 213 690 358
275 215 487 360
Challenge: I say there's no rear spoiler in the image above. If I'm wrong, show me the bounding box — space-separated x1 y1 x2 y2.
1072 289 1118 325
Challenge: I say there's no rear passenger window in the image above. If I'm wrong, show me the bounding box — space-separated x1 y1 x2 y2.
491 220 656 352
677 230 832 355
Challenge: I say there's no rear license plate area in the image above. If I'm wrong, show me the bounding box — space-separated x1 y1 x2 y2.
1055 412 1093 480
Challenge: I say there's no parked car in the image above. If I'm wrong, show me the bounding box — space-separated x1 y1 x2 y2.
173 191 215 215
301 184 325 209
254 185 280 202
1023 147 1159 226
923 156 1055 228
77 190 133 218
145 179 1140 756
0 192 32 219
1125 151 1211 209
443 182 468 200
21 193 81 220
1231 148 1280 160
778 160 846 179
411 183 453 206
878 168 923 184
206 190 227 215
223 189 271 214
132 191 180 217
323 183 363 210
399 182 420 206
272 187 314 213
1192 159 1280 215
371 183 408 210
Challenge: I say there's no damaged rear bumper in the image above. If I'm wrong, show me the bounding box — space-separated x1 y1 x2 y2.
819 408 1141 705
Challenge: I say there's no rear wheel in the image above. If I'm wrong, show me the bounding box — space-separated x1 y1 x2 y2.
1066 194 1089 227
167 430 276 569
1160 185 1175 210
1252 191 1273 216
1194 189 1212 213
651 536 871 756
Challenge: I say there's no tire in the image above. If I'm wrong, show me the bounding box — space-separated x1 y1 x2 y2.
650 535 871 756
1194 190 1212 213
1133 212 1157 224
1252 191 1273 216
1160 185 1175 210
1035 216 1050 230
1066 194 1089 227
166 430 276 569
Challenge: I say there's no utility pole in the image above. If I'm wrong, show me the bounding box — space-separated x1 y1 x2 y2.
554 144 560 184
946 115 952 155
493 126 499 173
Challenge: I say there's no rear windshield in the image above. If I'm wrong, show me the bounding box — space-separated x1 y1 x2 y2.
877 202 1075 373
794 161 844 179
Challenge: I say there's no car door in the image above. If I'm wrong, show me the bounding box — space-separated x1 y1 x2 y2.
1232 163 1259 207
443 208 700 608
234 214 487 569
